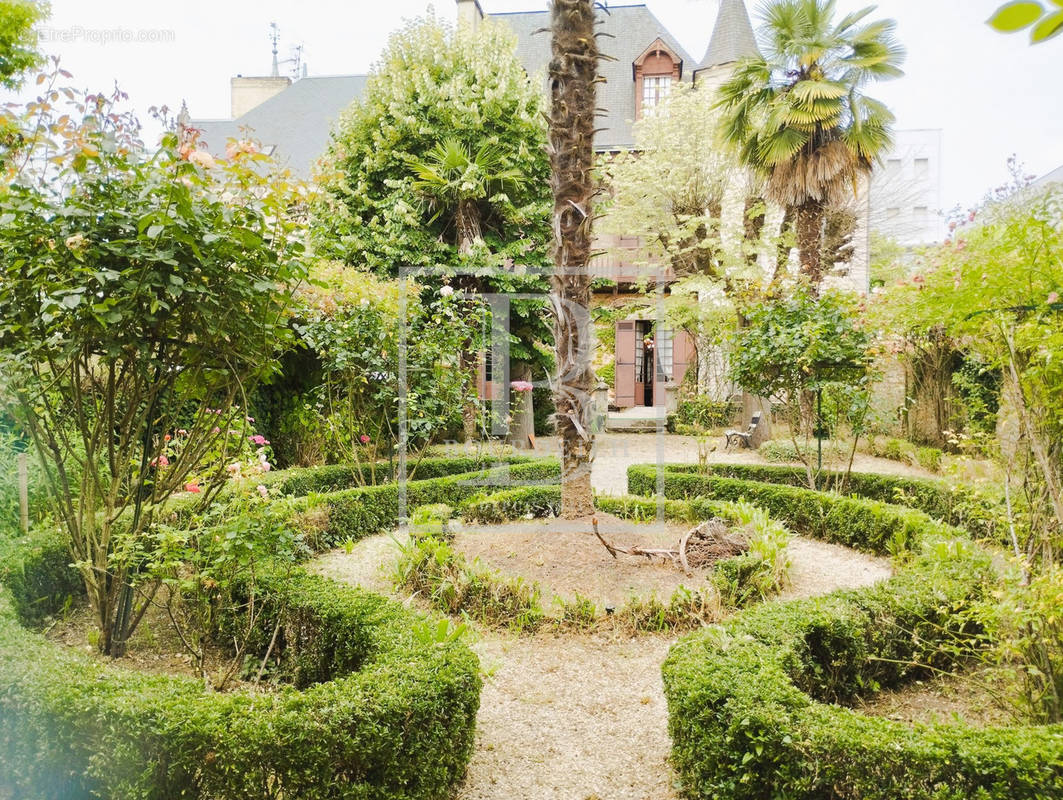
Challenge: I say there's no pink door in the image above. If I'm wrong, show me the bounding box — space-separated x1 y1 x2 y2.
615 321 636 408
650 328 694 405
673 329 694 386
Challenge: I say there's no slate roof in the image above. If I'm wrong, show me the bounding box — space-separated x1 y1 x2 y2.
694 0 760 76
493 4 695 150
190 3 754 172
193 75 367 176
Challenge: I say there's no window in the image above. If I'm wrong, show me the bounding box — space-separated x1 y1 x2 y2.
914 158 929 179
655 328 674 382
886 207 901 219
642 75 671 112
886 158 902 175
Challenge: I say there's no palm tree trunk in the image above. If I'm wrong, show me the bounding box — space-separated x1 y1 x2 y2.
549 0 598 518
795 199 825 291
456 200 482 255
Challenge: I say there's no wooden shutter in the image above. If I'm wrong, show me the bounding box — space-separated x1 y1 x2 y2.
615 321 636 408
673 329 694 386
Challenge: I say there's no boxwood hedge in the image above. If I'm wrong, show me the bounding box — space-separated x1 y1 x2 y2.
0 461 513 798
640 462 1004 540
266 453 539 497
294 459 560 546
645 463 1063 799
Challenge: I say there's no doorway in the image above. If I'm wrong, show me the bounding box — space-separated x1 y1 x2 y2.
635 320 655 406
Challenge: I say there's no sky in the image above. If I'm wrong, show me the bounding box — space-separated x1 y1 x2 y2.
7 0 1062 210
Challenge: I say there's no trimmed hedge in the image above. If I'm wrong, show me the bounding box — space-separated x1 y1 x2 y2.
629 464 942 555
642 462 1004 540
0 528 481 799
461 485 562 523
650 464 1063 799
298 459 560 546
267 454 538 497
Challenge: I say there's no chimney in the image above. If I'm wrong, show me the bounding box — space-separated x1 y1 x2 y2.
230 75 291 119
456 0 484 29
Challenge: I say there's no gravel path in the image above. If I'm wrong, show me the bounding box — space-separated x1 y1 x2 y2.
313 522 892 800
435 432 939 495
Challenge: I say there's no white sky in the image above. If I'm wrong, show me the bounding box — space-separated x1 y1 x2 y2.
7 0 1062 209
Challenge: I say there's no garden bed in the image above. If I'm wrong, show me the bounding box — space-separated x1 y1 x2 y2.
648 462 1063 799
0 457 529 799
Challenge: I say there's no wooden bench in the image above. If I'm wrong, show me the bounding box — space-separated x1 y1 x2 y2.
724 412 762 450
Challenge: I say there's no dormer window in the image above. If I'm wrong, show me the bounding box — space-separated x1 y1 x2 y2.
632 37 683 120
642 75 671 112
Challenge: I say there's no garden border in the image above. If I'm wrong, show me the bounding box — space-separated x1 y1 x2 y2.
641 463 1063 799
0 457 551 798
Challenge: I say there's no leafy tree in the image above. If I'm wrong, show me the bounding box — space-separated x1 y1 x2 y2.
548 0 599 518
315 15 553 444
292 263 475 477
602 82 770 288
874 188 1063 562
0 0 47 89
988 1 1063 44
729 286 876 487
716 0 903 289
0 79 307 655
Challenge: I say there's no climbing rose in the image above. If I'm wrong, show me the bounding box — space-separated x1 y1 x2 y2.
359 434 371 444
510 380 534 392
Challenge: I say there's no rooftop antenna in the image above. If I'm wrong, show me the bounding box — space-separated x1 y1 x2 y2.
269 22 280 77
288 44 303 80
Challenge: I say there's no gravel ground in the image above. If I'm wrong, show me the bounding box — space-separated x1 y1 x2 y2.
435 432 940 495
313 521 892 800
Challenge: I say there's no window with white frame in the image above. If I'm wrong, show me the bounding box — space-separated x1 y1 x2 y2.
642 75 671 112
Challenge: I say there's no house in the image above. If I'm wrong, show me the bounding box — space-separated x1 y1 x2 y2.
189 0 881 413
870 129 946 246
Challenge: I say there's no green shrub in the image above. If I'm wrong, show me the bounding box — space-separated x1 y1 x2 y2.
916 445 945 473
596 361 615 387
632 461 1006 542
410 503 455 541
460 485 561 523
651 464 1063 799
675 396 737 431
266 453 539 497
287 459 560 547
661 540 1063 800
616 584 720 633
980 567 1063 724
0 528 481 800
628 464 939 555
0 431 48 539
759 439 808 463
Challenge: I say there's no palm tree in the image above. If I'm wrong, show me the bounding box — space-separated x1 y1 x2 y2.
548 0 599 518
408 138 529 442
716 0 904 288
408 138 526 254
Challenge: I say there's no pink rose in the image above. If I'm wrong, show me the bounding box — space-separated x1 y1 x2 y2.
184 482 201 494
188 149 215 169
359 434 371 444
257 484 269 498
510 380 534 392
